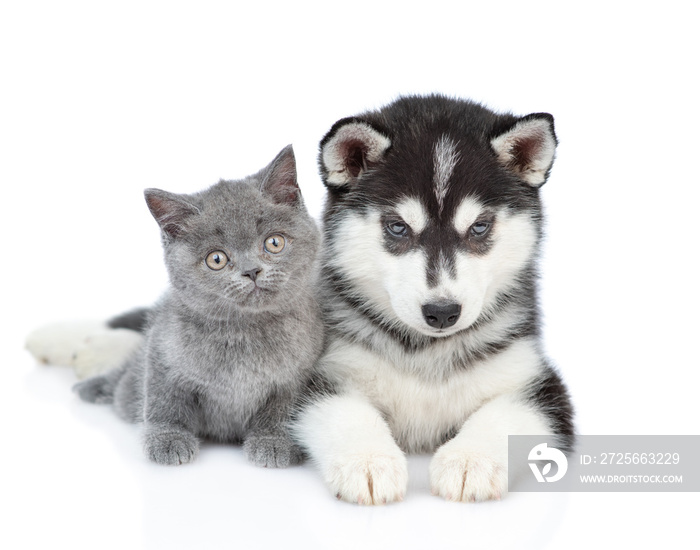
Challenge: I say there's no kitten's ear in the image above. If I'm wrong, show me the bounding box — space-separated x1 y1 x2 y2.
259 145 301 206
319 117 391 188
144 188 200 238
490 113 557 187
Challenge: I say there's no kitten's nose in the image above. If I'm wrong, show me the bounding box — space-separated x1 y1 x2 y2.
242 268 262 282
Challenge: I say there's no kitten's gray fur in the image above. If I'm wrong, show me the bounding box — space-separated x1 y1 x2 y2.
74 145 324 468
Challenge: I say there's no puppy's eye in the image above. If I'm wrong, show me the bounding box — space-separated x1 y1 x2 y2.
385 220 409 238
264 235 286 254
205 251 229 270
469 221 491 237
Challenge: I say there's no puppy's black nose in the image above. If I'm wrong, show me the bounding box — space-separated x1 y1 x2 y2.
422 302 461 329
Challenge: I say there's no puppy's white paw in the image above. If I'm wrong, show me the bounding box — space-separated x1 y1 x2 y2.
326 452 408 505
430 442 508 502
72 328 143 379
25 321 143 379
26 321 107 367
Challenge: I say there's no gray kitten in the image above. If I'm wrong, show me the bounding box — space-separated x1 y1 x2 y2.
74 145 324 468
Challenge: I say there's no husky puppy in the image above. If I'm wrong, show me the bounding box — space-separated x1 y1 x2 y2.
291 95 574 504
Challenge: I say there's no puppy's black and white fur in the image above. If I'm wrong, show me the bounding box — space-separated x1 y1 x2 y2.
292 95 573 504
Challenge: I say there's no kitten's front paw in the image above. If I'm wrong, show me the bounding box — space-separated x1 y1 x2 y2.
244 433 303 468
430 442 508 502
143 428 199 465
326 452 408 505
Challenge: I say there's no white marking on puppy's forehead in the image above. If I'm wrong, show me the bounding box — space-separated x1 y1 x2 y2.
452 196 485 234
432 249 455 286
396 197 429 233
433 135 460 213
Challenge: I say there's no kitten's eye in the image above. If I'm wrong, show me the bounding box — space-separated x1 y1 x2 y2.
469 221 491 237
385 219 409 238
264 235 286 254
205 251 229 270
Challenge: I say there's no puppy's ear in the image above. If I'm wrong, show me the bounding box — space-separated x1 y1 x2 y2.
259 144 301 206
319 117 391 188
491 113 557 187
144 189 200 239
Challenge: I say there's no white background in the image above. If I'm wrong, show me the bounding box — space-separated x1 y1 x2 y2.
2 1 698 548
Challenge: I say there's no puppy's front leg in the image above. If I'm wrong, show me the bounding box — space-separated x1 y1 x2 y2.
429 393 553 502
293 393 408 505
